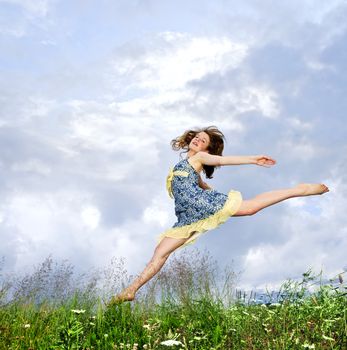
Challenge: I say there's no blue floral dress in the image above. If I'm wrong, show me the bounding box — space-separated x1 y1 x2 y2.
157 158 242 248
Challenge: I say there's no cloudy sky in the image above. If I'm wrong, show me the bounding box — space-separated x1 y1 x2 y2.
0 0 346 291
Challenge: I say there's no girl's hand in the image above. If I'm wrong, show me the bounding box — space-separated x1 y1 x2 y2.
252 155 276 167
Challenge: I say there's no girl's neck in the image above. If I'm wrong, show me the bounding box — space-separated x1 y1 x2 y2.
186 150 196 159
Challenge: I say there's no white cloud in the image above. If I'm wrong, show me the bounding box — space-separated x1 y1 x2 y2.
225 85 280 118
0 26 27 37
222 0 347 47
81 205 101 230
111 32 248 92
11 158 51 175
0 0 53 37
304 58 336 72
0 188 159 273
4 190 91 240
286 117 313 130
142 194 174 228
26 96 57 118
105 33 284 124
277 138 324 162
301 0 344 25
0 0 51 17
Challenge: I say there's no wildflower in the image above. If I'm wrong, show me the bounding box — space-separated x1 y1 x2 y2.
104 334 109 338
24 324 30 328
302 343 315 349
262 323 271 333
160 339 183 346
322 335 335 341
71 309 86 314
143 345 148 349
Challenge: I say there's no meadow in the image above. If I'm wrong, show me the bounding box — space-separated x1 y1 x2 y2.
0 250 346 349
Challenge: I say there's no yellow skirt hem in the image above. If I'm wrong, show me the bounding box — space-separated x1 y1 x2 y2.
156 190 242 249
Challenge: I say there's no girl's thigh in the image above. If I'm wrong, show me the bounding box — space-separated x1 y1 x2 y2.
155 233 194 258
232 199 257 216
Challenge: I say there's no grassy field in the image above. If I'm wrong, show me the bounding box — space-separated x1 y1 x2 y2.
0 250 346 349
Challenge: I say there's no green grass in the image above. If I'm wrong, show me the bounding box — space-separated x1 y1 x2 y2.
0 251 346 349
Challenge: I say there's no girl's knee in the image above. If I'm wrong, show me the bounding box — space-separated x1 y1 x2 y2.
240 208 258 216
153 246 169 260
151 254 169 265
247 205 260 215
154 236 188 258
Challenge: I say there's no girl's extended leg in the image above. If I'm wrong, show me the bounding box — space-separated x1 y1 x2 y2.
110 234 194 303
234 183 329 216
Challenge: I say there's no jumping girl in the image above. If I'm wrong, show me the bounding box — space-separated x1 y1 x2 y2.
112 126 329 303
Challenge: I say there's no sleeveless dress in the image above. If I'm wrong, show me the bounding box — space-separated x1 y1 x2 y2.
156 158 242 249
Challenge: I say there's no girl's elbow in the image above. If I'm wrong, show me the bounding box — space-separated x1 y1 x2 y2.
213 155 224 166
217 157 225 166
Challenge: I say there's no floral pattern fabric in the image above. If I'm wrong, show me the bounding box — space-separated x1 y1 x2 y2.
170 158 232 227
156 158 242 248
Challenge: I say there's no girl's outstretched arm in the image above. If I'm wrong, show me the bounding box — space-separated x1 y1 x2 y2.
196 152 276 167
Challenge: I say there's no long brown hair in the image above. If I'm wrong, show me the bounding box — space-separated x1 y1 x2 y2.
170 125 226 179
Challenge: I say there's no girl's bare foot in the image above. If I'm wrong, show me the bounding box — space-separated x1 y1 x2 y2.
295 183 329 196
109 288 135 304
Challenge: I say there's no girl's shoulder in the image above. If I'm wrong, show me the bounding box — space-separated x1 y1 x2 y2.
186 155 203 174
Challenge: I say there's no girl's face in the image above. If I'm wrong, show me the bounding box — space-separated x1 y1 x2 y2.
190 131 210 152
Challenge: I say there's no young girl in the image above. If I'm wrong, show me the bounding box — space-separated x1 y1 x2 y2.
112 126 329 303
